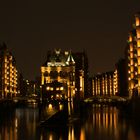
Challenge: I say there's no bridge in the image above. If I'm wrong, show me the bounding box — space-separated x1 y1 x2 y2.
84 96 129 105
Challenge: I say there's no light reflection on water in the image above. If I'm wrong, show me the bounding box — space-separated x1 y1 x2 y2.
0 103 140 140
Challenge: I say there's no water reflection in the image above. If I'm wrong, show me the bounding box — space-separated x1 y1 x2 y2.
92 105 118 137
0 103 140 140
0 105 39 140
82 105 119 140
0 107 17 140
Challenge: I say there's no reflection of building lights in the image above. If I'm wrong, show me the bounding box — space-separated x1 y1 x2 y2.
56 94 59 97
59 104 63 110
51 87 53 91
48 104 53 109
49 134 53 140
40 135 43 140
51 95 53 98
13 99 18 103
15 118 18 128
68 126 72 140
80 128 85 140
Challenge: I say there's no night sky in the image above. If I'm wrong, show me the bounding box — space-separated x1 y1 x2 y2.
0 0 140 80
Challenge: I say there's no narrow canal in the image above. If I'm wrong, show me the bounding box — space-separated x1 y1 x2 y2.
0 102 140 140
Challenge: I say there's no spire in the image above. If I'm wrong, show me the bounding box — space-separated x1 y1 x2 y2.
66 51 75 65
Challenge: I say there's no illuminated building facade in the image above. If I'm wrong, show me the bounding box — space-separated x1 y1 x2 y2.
0 43 18 98
92 71 118 96
41 49 75 100
126 13 140 97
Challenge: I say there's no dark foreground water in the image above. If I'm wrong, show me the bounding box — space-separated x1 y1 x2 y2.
0 103 140 140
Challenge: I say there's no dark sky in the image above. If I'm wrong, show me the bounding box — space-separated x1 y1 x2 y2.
0 0 140 80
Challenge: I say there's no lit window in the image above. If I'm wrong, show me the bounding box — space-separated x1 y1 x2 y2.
46 87 50 90
130 66 134 72
129 35 132 42
136 29 140 39
136 17 140 26
131 73 134 79
130 45 133 52
56 87 59 91
60 87 64 91
130 60 134 65
137 40 140 47
130 52 133 58
135 63 138 67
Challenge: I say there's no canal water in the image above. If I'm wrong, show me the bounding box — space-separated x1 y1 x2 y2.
0 103 140 140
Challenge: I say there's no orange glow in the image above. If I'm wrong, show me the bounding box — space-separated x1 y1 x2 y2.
130 66 134 72
130 73 134 79
114 114 117 130
110 113 112 128
80 76 83 91
130 52 133 58
80 128 85 140
46 87 50 90
60 87 64 90
130 60 134 65
136 29 140 39
135 63 138 67
138 67 140 74
129 35 132 42
50 87 53 91
130 82 134 89
59 104 63 110
106 113 108 128
136 17 140 26
137 40 140 47
49 134 53 140
48 104 53 110
68 126 74 140
138 57 140 65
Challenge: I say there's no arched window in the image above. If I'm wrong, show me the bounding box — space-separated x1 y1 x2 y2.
50 71 58 79
44 71 49 77
60 71 68 78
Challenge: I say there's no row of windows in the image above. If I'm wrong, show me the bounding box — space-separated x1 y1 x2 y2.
43 71 75 77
